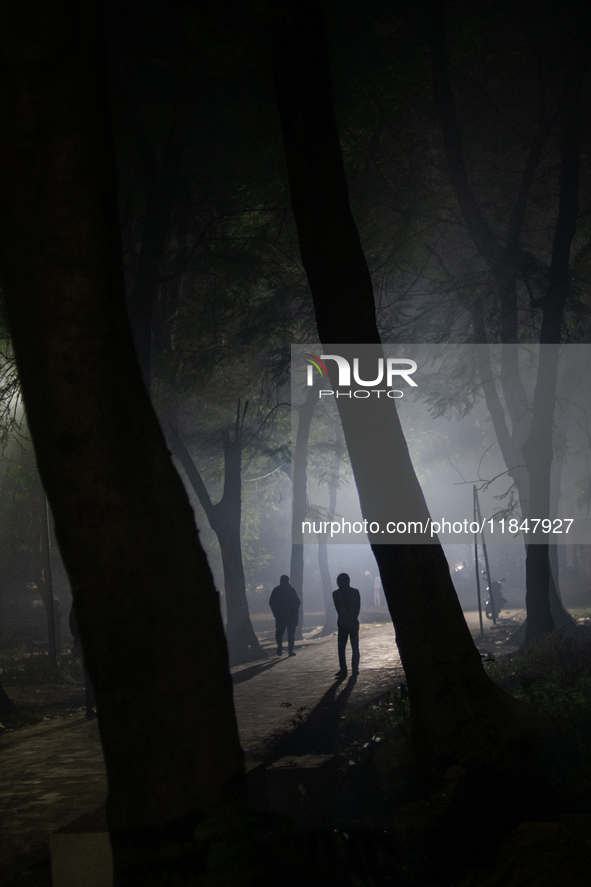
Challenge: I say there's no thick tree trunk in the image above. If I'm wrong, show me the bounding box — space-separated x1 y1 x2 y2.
126 83 190 389
272 0 526 764
0 4 246 882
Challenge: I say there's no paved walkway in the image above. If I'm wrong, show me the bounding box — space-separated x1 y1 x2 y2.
0 623 402 885
233 623 403 753
0 716 105 886
0 614 517 885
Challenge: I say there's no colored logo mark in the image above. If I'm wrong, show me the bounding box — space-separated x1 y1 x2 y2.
303 353 328 376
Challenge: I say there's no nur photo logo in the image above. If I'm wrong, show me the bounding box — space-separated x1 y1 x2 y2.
304 353 417 398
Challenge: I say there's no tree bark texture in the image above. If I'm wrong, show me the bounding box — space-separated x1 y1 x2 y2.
272 0 525 764
0 3 246 881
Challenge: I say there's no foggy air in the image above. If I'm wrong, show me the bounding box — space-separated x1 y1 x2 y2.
1 1 590 885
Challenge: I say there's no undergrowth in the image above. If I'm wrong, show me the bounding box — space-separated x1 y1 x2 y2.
344 684 411 741
0 650 80 685
485 631 591 797
341 633 591 807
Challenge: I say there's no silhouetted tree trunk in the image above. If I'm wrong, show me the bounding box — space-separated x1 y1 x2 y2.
290 382 318 639
272 0 526 764
0 4 246 882
317 484 338 636
318 424 343 636
473 322 579 640
521 45 585 645
168 406 266 664
317 536 334 633
430 0 585 644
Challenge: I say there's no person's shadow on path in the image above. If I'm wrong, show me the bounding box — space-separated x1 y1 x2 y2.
267 674 358 760
232 658 285 685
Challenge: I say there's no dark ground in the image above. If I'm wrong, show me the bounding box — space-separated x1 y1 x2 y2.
3 613 591 885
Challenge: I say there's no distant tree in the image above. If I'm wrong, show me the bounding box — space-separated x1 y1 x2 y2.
315 422 345 636
168 402 266 664
0 442 39 591
1 433 67 667
428 0 588 643
0 337 21 448
290 379 319 638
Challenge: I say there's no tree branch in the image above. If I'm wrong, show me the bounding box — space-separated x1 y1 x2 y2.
167 427 217 527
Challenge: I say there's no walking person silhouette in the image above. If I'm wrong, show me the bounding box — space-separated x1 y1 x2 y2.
269 575 301 657
332 573 360 679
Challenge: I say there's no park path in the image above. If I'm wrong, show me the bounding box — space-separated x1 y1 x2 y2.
0 623 402 886
0 716 105 886
232 622 403 752
0 614 519 885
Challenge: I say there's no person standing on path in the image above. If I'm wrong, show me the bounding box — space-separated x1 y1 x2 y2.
332 573 360 679
269 575 300 657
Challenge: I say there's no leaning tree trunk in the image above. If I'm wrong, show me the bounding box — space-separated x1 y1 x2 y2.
218 532 259 663
0 5 246 882
272 0 527 764
126 74 190 389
